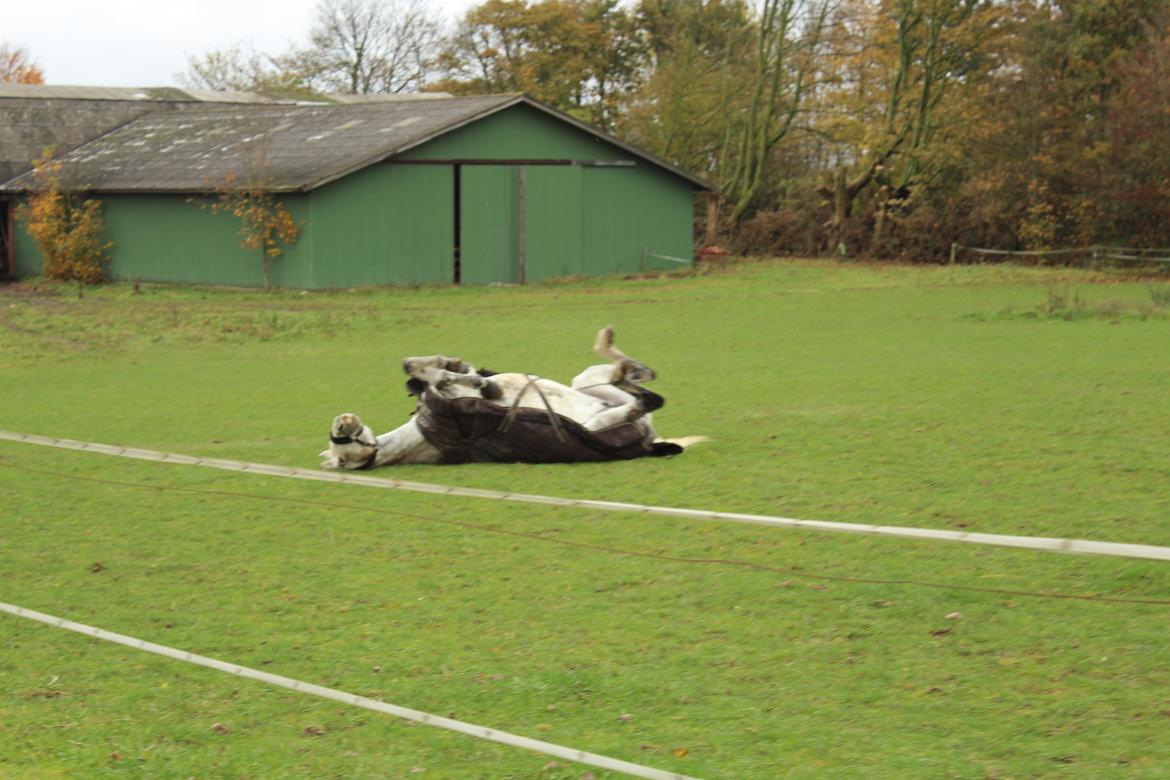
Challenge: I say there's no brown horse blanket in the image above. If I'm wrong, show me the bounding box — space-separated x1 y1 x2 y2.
413 391 655 464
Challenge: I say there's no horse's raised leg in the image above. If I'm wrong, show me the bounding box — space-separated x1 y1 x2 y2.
571 364 634 406
593 325 656 383
576 327 666 412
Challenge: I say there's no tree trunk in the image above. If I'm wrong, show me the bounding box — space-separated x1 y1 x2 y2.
873 185 890 246
705 193 721 247
821 167 851 254
262 250 271 291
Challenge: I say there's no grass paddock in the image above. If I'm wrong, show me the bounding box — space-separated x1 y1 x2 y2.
2 260 1169 778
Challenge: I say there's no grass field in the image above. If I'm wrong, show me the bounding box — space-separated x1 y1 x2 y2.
2 259 1169 779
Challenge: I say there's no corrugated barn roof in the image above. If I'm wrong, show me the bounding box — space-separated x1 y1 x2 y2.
1 95 527 193
1 91 713 194
0 98 168 183
0 84 299 184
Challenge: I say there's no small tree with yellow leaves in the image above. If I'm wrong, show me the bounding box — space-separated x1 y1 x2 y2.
198 146 301 291
16 150 111 291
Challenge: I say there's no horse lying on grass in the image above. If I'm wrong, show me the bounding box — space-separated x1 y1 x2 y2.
321 327 702 469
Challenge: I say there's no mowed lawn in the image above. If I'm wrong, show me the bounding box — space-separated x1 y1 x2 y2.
1 260 1168 779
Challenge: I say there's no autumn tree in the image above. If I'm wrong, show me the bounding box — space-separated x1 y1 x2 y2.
197 141 301 291
1085 30 1170 247
809 0 986 254
619 0 754 173
578 0 646 127
436 0 645 127
439 0 594 106
0 44 44 84
935 0 1169 253
16 151 111 291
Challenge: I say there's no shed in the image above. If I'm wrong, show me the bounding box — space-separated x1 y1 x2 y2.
1 91 713 288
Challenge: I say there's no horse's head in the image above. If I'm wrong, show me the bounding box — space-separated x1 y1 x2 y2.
331 412 365 440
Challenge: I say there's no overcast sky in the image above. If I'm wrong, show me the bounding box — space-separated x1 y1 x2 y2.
4 0 473 88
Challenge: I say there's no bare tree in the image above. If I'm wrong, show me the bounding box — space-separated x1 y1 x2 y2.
722 0 832 223
177 44 315 99
293 0 442 94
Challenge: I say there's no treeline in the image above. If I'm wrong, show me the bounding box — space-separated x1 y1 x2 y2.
182 0 1170 261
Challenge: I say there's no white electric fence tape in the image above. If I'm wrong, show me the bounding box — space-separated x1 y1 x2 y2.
0 601 698 780
2 429 1169 561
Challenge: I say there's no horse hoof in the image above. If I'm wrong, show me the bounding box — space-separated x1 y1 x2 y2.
481 380 503 401
640 388 665 412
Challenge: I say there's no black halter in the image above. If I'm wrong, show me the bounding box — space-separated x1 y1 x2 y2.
330 432 375 447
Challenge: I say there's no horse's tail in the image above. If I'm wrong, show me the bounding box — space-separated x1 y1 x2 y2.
650 436 710 457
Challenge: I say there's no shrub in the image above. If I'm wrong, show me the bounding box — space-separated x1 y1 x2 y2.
732 207 824 257
16 151 111 286
196 170 300 291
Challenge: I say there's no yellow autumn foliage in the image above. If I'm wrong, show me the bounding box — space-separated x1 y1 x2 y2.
16 152 111 285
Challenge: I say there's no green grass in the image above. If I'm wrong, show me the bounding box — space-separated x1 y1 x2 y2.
2 260 1169 778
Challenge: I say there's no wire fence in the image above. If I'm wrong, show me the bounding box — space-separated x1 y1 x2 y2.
0 601 697 780
641 249 693 271
950 243 1170 270
5 428 1170 562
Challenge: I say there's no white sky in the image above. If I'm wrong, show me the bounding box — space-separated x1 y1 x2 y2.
4 0 474 88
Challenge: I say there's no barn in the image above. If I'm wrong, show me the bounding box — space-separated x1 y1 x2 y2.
0 87 713 288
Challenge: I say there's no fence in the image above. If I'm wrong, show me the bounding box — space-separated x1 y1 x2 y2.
950 244 1170 270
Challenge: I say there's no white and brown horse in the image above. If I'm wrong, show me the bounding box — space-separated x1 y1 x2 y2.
321 327 700 469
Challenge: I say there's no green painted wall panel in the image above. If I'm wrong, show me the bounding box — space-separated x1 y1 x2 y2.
12 194 314 288
12 210 39 277
460 166 517 284
107 194 313 287
403 105 631 163
405 105 697 281
582 166 694 275
309 164 453 287
524 166 583 281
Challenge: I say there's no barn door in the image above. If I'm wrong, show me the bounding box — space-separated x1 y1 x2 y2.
459 166 519 284
523 166 583 281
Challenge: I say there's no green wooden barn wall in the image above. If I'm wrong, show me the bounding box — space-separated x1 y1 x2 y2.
402 104 698 282
403 104 627 161
308 163 453 287
11 194 315 288
9 104 698 288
